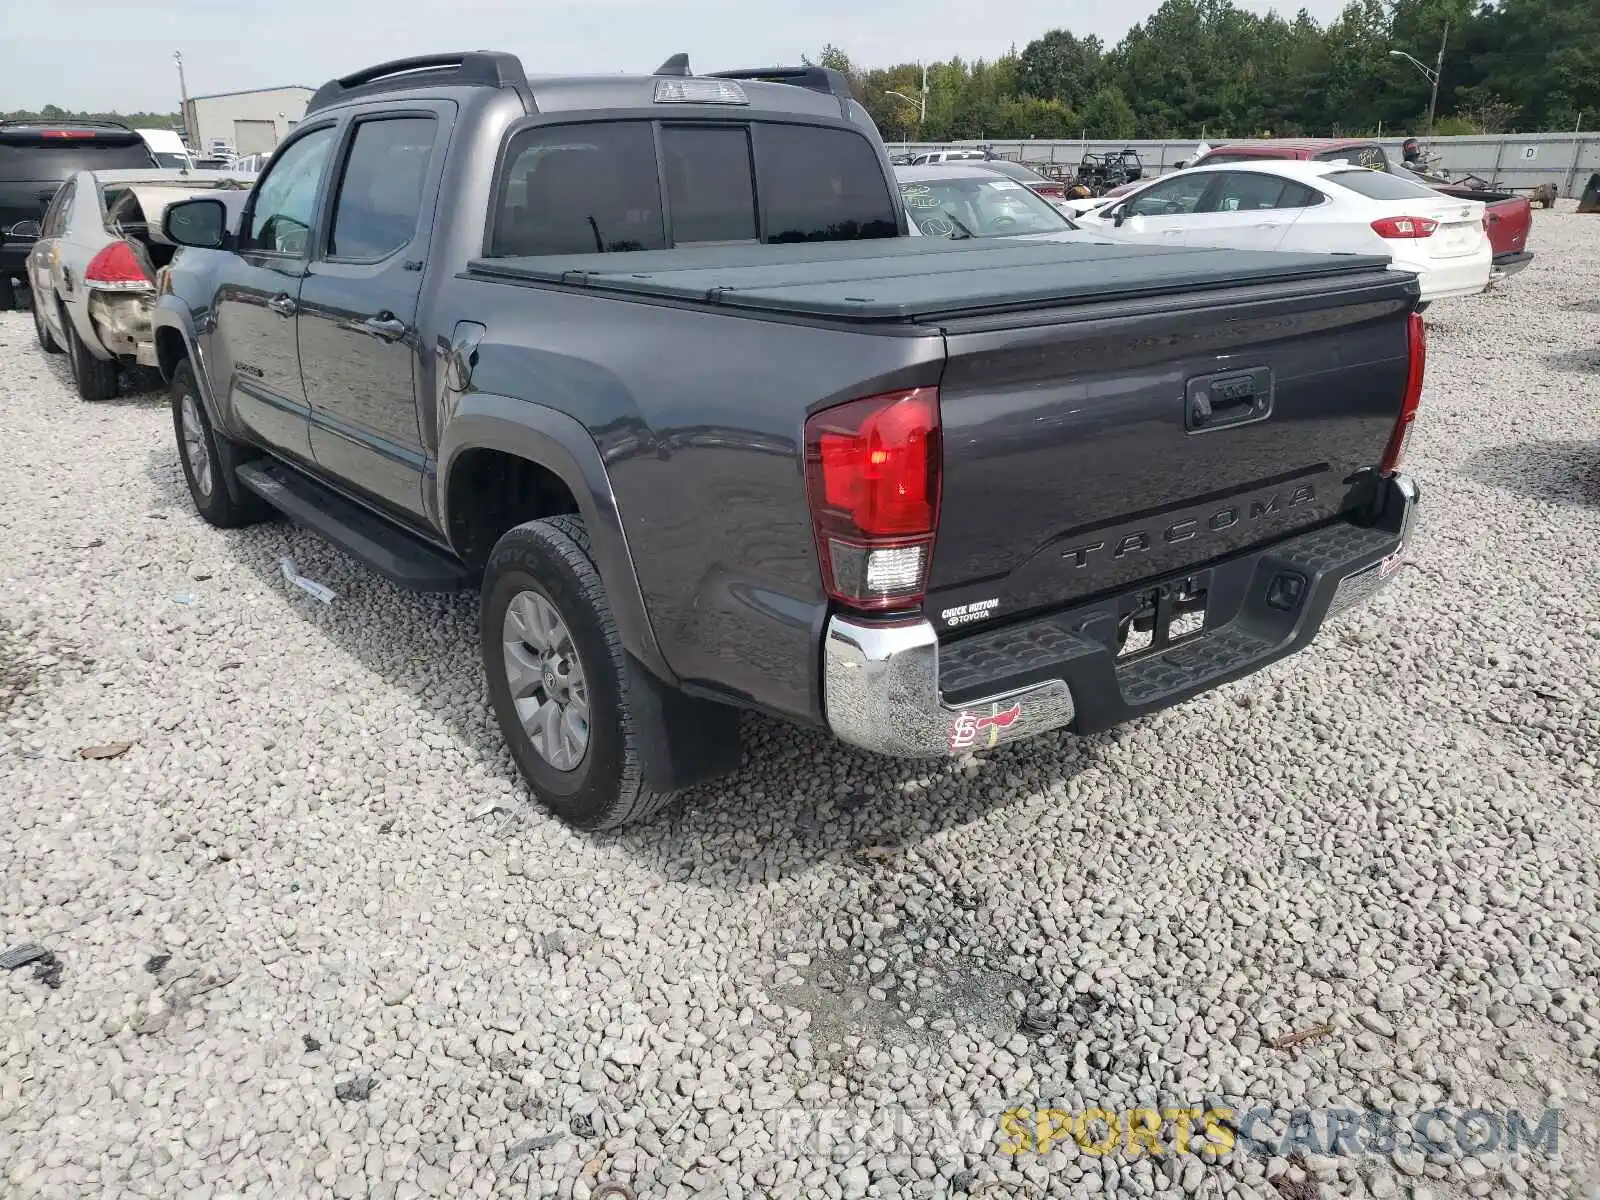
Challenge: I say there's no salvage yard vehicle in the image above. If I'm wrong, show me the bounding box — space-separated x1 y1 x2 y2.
1077 159 1491 304
153 50 1424 830
1190 138 1534 282
956 158 1075 209
137 128 197 171
1076 148 1144 193
896 164 1079 238
24 169 252 400
0 119 157 311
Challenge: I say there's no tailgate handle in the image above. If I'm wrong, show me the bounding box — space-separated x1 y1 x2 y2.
1186 368 1273 433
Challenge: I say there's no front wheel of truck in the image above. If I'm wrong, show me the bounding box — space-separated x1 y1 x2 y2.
171 360 268 528
481 515 677 830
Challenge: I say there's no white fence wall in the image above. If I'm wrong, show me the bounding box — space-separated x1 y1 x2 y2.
892 133 1600 197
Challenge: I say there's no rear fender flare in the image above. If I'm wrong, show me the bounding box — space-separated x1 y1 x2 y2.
437 394 675 686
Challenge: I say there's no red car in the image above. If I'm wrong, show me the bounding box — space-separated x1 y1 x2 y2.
1189 139 1532 282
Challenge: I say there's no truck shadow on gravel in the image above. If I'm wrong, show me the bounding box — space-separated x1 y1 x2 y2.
1462 438 1600 508
140 445 1104 881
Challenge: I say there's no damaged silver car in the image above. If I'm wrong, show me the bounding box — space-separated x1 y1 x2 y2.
23 169 252 400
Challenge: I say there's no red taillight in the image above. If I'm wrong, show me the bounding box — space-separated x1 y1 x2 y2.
84 241 152 290
1370 216 1438 239
805 388 941 612
42 130 96 139
1034 185 1065 198
1381 311 1427 475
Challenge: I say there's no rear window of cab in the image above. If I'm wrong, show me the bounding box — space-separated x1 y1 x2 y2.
489 120 900 256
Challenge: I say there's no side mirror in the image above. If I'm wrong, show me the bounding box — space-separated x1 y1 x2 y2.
7 219 41 240
163 197 228 249
1112 206 1128 228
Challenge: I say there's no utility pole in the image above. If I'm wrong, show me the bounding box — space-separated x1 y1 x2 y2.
1424 21 1448 139
174 50 190 145
886 62 929 132
1388 20 1447 140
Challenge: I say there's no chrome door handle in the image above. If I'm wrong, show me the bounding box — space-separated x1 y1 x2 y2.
360 314 408 342
267 293 296 317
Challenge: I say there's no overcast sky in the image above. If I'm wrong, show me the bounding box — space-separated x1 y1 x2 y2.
5 0 1352 114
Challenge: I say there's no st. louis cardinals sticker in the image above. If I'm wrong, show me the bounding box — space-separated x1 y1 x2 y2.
949 702 1023 752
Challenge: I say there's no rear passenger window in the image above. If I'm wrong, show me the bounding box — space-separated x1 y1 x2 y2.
41 180 73 237
1277 183 1323 209
756 124 899 242
329 116 436 259
1204 171 1288 212
492 122 666 256
660 126 757 243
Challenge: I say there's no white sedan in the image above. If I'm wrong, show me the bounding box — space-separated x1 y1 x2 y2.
1074 159 1491 304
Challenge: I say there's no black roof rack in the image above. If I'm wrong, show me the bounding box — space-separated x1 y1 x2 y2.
307 51 535 115
708 66 855 117
654 54 692 77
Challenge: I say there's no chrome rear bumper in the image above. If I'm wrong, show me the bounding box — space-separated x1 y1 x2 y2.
823 474 1418 758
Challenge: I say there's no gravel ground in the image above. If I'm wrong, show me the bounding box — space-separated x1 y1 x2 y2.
2 208 1598 1200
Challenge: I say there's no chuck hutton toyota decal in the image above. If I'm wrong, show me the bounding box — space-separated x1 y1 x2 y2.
940 597 999 628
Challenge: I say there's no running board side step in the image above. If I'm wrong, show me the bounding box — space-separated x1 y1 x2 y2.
236 460 473 592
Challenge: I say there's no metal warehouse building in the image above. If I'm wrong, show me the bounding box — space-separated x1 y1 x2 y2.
182 85 313 156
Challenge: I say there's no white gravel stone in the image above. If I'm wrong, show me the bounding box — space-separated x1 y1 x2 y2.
2 206 1598 1200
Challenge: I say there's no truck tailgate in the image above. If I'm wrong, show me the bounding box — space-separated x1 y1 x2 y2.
1483 195 1531 258
1433 188 1531 259
924 268 1418 633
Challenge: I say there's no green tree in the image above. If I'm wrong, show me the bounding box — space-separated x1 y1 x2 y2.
1017 30 1106 112
1465 0 1600 130
811 0 1593 144
1080 87 1138 138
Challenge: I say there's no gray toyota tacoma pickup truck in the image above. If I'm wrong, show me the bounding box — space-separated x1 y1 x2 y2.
152 51 1424 829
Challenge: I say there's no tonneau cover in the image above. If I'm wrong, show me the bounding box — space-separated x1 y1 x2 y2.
468 236 1396 322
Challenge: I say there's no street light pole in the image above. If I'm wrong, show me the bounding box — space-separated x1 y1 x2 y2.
1425 20 1448 138
1389 20 1448 138
885 62 929 129
174 50 190 145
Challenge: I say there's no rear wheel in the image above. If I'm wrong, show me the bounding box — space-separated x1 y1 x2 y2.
0 276 16 313
481 516 678 830
65 317 119 402
171 360 268 528
32 292 61 353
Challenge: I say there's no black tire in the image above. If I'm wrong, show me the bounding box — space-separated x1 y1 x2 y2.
0 275 15 313
481 515 676 830
171 360 268 528
65 316 119 401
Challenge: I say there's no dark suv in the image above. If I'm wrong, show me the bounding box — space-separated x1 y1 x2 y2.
0 120 157 309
